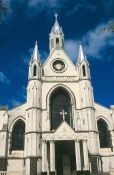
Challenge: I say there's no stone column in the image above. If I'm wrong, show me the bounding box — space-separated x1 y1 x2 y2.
37 158 42 175
50 141 55 175
75 140 81 171
42 141 47 175
83 140 89 170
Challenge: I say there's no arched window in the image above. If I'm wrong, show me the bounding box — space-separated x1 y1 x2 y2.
11 119 25 150
97 119 111 148
56 38 59 44
33 65 37 76
50 87 72 130
82 65 86 77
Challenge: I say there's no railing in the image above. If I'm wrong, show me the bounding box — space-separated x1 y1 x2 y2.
0 172 23 175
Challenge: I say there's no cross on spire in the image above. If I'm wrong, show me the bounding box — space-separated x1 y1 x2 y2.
60 109 67 120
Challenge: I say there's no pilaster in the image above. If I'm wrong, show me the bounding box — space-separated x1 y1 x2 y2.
83 140 89 170
75 140 81 171
42 141 47 174
50 141 55 175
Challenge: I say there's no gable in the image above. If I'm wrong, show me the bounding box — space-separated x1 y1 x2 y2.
94 102 111 118
43 48 78 77
54 121 75 139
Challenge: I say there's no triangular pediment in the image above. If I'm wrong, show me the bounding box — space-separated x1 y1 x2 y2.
43 48 78 77
54 121 75 139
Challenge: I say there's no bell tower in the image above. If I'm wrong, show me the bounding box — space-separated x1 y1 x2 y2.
49 14 64 52
25 41 42 175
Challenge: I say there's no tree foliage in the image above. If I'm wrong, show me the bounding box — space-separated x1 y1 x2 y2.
0 0 9 45
0 0 9 24
98 21 114 36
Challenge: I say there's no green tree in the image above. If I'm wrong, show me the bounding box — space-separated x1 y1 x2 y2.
98 21 114 35
0 0 9 24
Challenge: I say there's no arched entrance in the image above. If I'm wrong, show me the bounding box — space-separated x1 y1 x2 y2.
55 141 76 175
50 87 72 130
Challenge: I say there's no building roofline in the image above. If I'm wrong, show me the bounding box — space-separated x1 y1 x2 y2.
9 101 26 111
94 101 111 110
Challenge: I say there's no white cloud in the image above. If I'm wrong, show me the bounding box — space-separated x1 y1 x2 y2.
25 0 66 17
64 23 114 61
6 0 114 19
64 40 79 61
67 0 114 16
22 46 48 64
40 50 48 63
9 86 26 108
0 72 10 84
22 47 33 64
6 0 67 17
11 99 21 107
67 0 97 16
83 23 114 59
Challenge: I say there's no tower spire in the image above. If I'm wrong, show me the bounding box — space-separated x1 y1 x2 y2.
49 14 64 52
77 42 86 63
52 13 62 33
32 41 40 62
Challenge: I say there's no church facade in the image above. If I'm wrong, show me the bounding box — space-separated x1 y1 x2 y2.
0 16 114 175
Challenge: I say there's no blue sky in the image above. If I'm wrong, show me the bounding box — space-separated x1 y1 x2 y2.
0 0 114 108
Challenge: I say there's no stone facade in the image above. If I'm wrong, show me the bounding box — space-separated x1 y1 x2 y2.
0 16 114 175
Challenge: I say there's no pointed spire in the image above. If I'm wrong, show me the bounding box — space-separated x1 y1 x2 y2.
32 41 40 62
77 42 86 63
52 13 63 33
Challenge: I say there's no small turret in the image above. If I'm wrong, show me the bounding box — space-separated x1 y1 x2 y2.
49 14 64 52
28 41 41 80
77 42 90 80
25 41 42 175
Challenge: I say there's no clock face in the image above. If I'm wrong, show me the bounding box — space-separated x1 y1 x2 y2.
52 60 65 72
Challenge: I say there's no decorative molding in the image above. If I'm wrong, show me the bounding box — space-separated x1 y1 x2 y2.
42 76 78 82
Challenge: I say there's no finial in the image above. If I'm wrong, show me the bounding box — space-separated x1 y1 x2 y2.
35 41 37 45
79 41 82 45
54 13 58 20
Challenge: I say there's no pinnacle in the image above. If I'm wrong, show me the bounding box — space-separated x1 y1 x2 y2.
52 14 63 33
77 42 86 63
32 41 40 62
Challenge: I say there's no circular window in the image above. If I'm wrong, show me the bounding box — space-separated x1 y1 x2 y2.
52 59 66 72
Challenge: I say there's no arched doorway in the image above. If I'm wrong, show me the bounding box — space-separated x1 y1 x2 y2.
97 118 111 148
50 87 72 130
11 119 25 151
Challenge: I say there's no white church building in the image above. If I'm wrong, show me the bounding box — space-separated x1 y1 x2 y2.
0 15 114 175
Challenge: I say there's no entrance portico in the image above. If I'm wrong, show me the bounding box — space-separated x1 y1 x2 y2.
42 139 90 175
42 121 90 175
